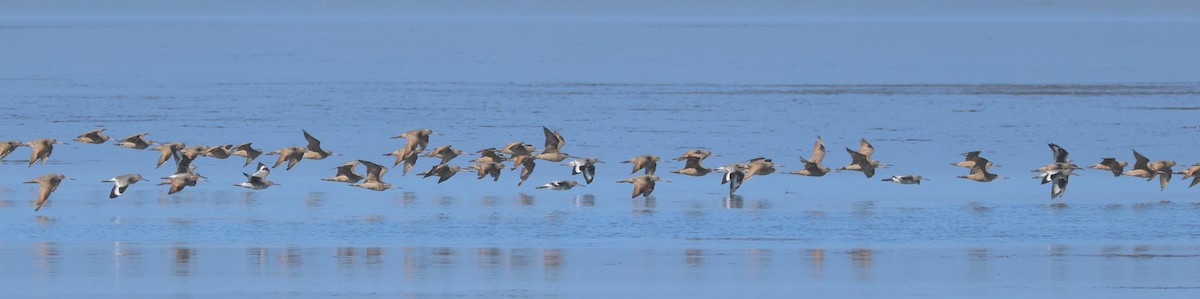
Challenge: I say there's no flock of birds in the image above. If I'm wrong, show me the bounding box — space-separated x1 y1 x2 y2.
3 127 1199 212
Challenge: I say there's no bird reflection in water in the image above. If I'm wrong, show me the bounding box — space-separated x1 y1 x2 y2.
632 196 656 215
518 193 535 206
305 192 323 208
574 194 595 207
967 247 989 282
806 248 825 279
397 192 418 206
480 195 497 207
723 195 744 209
849 248 873 281
34 242 60 276
543 249 563 281
172 245 194 277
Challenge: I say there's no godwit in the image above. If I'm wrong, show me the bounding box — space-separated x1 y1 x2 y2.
26 138 66 167
617 175 665 198
151 142 186 168
322 161 364 183
266 146 306 170
469 162 504 181
0 140 25 160
302 130 336 159
622 155 661 175
114 133 154 149
203 144 234 159
1088 157 1127 177
514 154 536 186
230 142 263 167
25 174 66 211
838 147 876 178
425 145 464 165
958 157 1001 182
73 128 110 144
351 160 393 191
533 126 570 162
418 164 462 183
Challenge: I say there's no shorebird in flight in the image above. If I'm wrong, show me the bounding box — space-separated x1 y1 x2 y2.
102 174 145 199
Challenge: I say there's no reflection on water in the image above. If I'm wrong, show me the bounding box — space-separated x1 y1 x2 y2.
8 243 1200 297
518 193 535 206
305 192 323 208
573 194 595 207
723 195 744 209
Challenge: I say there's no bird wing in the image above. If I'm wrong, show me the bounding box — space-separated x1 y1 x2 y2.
252 162 270 178
1132 150 1150 171
811 137 827 165
1049 143 1069 163
302 130 323 152
858 138 875 159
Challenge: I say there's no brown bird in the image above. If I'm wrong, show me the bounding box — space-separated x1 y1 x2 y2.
501 141 535 157
469 162 504 181
203 144 234 159
159 172 205 195
838 148 876 178
0 140 27 161
266 146 306 170
302 130 336 159
151 142 186 169
1124 149 1174 190
788 157 830 177
471 148 507 163
670 155 713 176
622 155 661 175
25 173 66 212
952 151 995 169
351 160 393 191
230 142 263 167
384 147 422 175
392 129 435 153
856 138 875 160
1176 163 1200 188
533 126 570 162
418 164 462 183
513 155 536 186
808 136 827 165
958 157 1001 182
674 150 714 162
322 161 364 183
114 133 154 149
1088 157 1127 177
618 175 665 198
741 157 775 181
179 145 209 161
73 128 111 144
424 145 464 165
26 138 66 167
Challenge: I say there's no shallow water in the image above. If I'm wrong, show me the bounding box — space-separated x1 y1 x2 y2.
3 0 1200 297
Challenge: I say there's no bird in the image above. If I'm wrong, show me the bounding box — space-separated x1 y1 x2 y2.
235 162 277 190
741 157 775 181
674 150 714 162
501 141 535 157
425 145 464 165
114 133 154 149
882 174 927 185
26 138 66 167
1088 157 1127 177
617 175 665 198
302 130 336 159
392 128 435 153
159 172 205 195
1124 149 1173 190
0 140 25 161
671 154 713 176
203 144 234 159
471 148 507 163
101 174 145 199
857 138 876 160
229 142 263 167
150 142 186 168
715 164 746 195
788 157 830 176
807 136 827 165
1175 163 1200 188
533 126 570 162
536 180 584 190
958 157 1001 182
564 157 601 184
384 148 422 175
25 174 66 211
514 154 536 186
1039 169 1073 199
73 128 110 144
351 160 393 191
418 164 462 183
266 146 306 170
952 151 995 169
1031 162 1080 173
1049 143 1070 163
179 145 210 161
838 147 876 178
622 155 661 175
322 161 364 183
469 162 504 181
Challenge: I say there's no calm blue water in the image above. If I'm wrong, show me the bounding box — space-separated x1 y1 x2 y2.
3 0 1200 297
